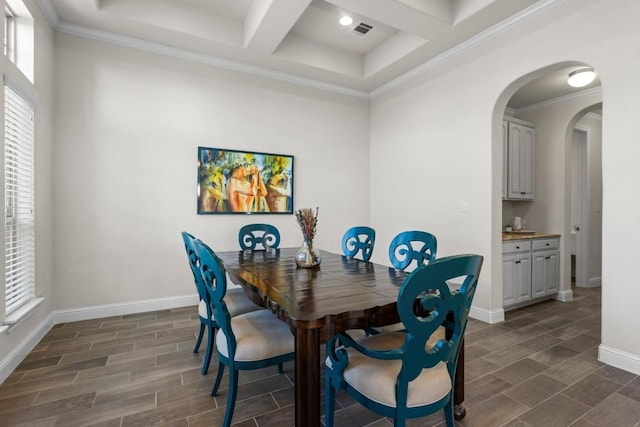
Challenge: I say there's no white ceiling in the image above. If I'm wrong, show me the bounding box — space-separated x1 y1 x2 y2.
37 0 601 104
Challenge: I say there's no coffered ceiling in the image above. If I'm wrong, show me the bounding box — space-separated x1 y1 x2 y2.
37 0 600 103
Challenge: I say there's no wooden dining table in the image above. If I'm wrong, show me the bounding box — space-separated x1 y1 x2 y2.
216 248 466 427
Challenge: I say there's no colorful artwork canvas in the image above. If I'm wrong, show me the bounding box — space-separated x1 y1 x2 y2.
197 147 294 214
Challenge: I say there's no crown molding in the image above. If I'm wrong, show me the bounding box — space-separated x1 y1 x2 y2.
371 0 566 98
36 0 566 99
34 0 59 27
512 86 602 115
34 0 369 99
56 21 370 99
585 111 602 121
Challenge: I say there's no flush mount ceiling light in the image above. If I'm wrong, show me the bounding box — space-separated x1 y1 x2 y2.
339 15 353 26
567 68 596 88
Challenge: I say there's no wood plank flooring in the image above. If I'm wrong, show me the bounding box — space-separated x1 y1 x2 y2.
1 286 639 426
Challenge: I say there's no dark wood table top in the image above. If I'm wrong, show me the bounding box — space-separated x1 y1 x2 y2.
216 248 407 337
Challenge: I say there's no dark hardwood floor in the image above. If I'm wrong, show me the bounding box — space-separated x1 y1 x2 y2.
0 286 639 426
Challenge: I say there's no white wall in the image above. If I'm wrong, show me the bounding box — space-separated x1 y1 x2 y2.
0 0 55 376
52 34 371 310
370 0 640 373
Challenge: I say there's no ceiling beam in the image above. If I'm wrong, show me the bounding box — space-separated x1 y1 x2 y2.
244 0 312 53
325 0 452 40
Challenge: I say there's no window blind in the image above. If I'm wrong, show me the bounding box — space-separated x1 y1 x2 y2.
4 81 34 316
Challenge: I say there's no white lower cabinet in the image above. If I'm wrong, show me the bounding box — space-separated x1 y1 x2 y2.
502 240 531 307
532 239 559 298
503 237 559 309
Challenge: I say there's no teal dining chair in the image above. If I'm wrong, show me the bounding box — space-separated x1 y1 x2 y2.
341 226 376 261
325 254 484 427
238 223 280 251
388 230 437 272
181 232 260 375
341 225 378 337
194 238 295 427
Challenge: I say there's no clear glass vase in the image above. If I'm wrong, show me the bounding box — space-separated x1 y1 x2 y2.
295 240 321 268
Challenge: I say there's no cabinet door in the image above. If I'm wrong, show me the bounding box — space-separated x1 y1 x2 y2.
503 253 531 306
532 250 559 298
507 123 534 200
545 251 559 294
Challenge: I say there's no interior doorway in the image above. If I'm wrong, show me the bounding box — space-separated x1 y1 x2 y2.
570 118 603 288
571 128 589 287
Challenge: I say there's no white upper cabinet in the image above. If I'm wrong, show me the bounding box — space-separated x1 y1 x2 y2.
503 119 534 200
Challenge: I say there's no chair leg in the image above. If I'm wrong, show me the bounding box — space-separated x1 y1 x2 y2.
444 398 455 427
324 375 336 427
393 415 406 427
194 323 205 353
201 325 215 375
278 362 284 373
211 362 226 396
222 369 239 427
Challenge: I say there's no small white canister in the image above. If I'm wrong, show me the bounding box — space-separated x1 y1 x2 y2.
513 217 522 231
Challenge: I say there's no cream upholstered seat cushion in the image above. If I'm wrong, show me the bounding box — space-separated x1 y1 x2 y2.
326 330 451 408
198 287 260 320
216 310 294 362
371 324 445 347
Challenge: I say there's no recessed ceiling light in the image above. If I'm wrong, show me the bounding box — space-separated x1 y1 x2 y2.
339 16 353 26
567 68 596 88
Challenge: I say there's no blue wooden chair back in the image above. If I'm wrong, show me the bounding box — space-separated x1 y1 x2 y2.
397 254 483 381
341 226 376 261
388 230 437 271
193 239 236 354
238 223 281 251
181 231 208 308
182 231 218 374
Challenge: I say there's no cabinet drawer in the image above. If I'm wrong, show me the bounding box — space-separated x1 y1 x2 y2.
532 238 559 251
503 240 531 254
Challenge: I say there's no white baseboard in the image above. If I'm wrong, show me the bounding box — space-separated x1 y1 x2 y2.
53 294 199 324
470 306 504 324
554 289 573 302
588 276 602 287
0 312 54 384
599 344 640 376
1 294 199 384
0 294 198 384
575 277 601 289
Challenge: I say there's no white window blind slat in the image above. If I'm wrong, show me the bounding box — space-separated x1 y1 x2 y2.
4 82 35 316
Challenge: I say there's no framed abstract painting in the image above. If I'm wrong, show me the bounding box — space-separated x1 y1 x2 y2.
197 147 294 214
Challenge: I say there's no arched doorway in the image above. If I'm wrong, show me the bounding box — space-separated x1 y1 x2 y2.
495 62 602 316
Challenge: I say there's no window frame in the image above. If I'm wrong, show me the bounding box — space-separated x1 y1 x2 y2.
4 5 16 63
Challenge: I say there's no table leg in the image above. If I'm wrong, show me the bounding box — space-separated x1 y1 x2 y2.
454 337 466 420
294 327 320 427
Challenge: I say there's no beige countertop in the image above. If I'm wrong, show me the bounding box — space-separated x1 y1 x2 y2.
502 232 561 241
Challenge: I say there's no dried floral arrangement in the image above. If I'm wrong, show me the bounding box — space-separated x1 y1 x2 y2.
295 207 319 246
